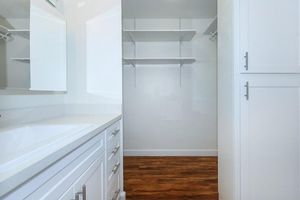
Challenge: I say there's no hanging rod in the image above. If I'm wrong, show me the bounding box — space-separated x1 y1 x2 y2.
0 32 11 41
0 25 13 41
209 31 218 41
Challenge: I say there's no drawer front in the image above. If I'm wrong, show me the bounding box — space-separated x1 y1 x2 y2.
106 121 121 145
107 171 121 200
107 135 120 163
107 150 120 180
2 132 105 200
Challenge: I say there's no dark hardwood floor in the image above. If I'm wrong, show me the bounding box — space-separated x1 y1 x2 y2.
124 156 218 200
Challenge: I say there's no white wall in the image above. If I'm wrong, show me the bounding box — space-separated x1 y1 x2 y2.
123 18 217 156
218 0 237 199
64 0 122 113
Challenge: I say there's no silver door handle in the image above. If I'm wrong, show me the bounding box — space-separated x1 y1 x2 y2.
112 129 120 136
112 145 120 155
112 162 120 174
112 189 121 200
75 185 86 200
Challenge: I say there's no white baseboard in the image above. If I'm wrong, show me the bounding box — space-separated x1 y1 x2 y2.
124 149 218 156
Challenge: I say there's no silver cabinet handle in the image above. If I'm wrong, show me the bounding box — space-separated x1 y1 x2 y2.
112 129 120 136
112 145 120 155
75 185 86 200
112 189 121 200
244 81 249 100
112 162 120 174
244 51 249 70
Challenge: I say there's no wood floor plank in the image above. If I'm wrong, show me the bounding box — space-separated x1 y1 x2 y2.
124 156 218 200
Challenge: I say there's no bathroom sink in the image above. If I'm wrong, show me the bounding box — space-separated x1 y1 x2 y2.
0 123 92 171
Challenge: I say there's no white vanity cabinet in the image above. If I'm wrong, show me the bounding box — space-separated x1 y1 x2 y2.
0 119 123 200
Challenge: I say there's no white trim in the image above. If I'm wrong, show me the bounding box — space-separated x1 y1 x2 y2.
124 149 218 156
120 191 126 200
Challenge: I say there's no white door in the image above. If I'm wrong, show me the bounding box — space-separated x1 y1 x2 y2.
239 0 300 73
73 154 105 200
240 75 300 200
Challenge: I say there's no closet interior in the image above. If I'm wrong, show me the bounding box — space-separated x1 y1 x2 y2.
122 0 218 157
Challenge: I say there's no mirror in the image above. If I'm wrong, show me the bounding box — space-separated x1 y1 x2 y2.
0 0 67 92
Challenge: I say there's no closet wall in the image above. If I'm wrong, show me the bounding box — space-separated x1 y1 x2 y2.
123 17 217 156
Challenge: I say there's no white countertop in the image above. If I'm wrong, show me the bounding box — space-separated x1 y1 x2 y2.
0 113 122 197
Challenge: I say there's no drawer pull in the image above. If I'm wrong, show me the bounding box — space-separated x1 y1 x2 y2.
112 129 120 136
75 185 86 200
112 145 120 155
112 162 120 174
112 189 121 200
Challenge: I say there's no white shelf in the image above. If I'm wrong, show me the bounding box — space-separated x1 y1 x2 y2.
0 25 30 39
123 29 197 42
9 29 30 39
204 17 217 35
123 57 196 65
10 58 30 63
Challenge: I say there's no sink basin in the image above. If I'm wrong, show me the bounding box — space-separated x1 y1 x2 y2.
0 123 92 170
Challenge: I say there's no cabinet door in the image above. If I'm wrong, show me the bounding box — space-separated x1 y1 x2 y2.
73 153 105 200
239 0 300 73
30 0 67 91
240 76 300 200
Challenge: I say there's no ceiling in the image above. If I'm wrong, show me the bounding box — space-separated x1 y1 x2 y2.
122 0 217 18
0 0 30 19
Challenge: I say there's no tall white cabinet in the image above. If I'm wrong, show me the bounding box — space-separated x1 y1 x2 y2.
219 0 300 199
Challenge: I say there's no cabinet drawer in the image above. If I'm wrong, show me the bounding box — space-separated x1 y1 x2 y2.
107 171 121 200
2 132 105 200
106 121 121 145
107 151 120 179
107 135 120 162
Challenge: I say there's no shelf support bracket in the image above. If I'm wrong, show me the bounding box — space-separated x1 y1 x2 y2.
134 64 137 88
127 32 135 44
179 63 183 87
127 60 136 88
